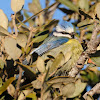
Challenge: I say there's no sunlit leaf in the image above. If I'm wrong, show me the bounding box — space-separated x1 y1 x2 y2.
32 34 48 43
0 59 5 69
78 0 89 12
4 37 22 60
16 34 27 48
11 0 25 13
68 79 87 98
0 77 15 95
77 18 90 27
95 2 100 19
0 26 10 36
18 89 33 100
37 57 45 73
57 0 78 12
0 9 8 30
61 83 75 97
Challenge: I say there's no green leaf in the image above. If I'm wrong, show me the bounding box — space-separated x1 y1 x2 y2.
0 59 5 69
4 37 22 60
57 0 78 12
11 0 25 13
78 0 89 12
36 57 45 73
0 77 15 95
47 77 75 84
68 79 87 98
16 34 27 48
32 34 48 43
28 0 42 14
26 92 37 100
61 83 75 97
48 52 65 75
17 62 36 80
77 18 90 27
0 9 8 30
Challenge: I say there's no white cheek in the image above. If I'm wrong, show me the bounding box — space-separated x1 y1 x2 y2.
53 32 72 38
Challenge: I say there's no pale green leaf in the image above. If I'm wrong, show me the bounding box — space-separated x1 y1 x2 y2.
0 77 15 95
28 0 42 14
68 79 87 98
4 37 22 60
11 0 25 13
31 80 42 89
0 26 10 36
48 52 65 75
32 34 48 43
47 77 75 84
37 57 45 73
16 34 27 48
0 9 8 30
0 59 5 69
61 83 75 97
57 0 78 12
95 2 100 19
78 0 89 11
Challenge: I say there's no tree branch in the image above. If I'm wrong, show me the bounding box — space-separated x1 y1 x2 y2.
68 24 100 77
83 82 100 99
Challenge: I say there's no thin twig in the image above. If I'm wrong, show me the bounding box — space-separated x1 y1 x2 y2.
14 66 23 100
11 14 18 38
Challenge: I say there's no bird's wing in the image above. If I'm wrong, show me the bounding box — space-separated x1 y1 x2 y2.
30 37 69 56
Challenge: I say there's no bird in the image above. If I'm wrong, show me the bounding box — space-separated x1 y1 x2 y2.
22 21 83 76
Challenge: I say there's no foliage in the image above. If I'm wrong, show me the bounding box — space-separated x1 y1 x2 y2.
0 0 100 100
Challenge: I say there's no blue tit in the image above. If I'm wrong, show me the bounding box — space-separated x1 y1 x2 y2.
23 21 83 76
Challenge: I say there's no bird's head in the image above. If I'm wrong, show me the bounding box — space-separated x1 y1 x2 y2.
53 21 75 38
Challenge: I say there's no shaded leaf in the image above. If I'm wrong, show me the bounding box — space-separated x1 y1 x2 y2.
28 0 42 14
0 9 8 30
17 62 36 80
4 37 22 60
57 0 78 12
0 59 5 69
47 77 75 84
11 0 25 13
26 92 37 100
0 77 15 95
31 79 42 89
48 52 65 75
37 57 45 73
68 79 87 98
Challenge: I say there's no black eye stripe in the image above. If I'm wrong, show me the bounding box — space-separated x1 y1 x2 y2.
57 32 69 34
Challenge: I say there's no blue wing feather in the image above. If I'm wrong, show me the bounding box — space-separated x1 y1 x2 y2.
30 36 69 56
